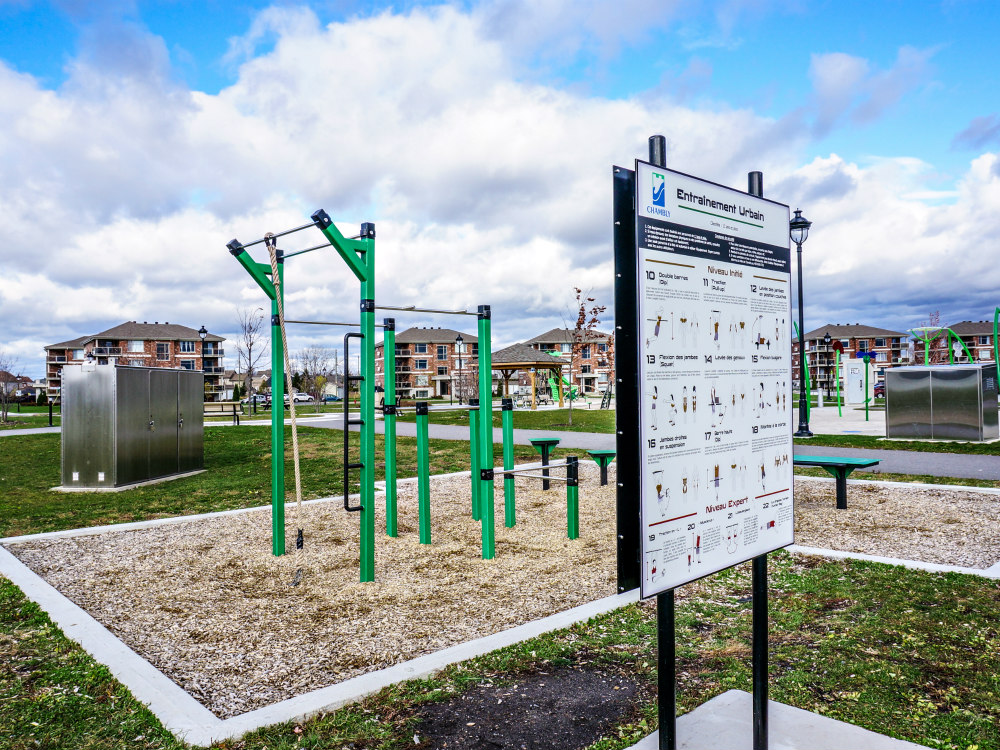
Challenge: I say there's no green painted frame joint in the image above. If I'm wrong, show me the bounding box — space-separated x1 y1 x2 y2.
477 306 495 560
501 398 515 527
566 455 579 540
383 318 398 537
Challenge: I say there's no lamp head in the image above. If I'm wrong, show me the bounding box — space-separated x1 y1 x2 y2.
789 208 812 245
823 331 831 345
198 325 208 340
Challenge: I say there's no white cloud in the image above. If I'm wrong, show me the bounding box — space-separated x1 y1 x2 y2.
0 4 992 376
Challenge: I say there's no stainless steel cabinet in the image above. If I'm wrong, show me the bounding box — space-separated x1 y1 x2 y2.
62 365 204 488
886 364 999 441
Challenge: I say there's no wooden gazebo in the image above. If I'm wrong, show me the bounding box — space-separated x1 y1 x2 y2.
491 343 567 409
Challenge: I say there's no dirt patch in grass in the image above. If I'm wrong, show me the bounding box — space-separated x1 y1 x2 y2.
412 663 645 750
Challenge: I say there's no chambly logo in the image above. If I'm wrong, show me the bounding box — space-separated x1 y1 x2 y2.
652 172 665 206
647 171 671 218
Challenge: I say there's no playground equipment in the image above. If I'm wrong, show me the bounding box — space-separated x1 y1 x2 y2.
228 210 496 582
501 455 581 540
907 326 975 365
547 374 580 400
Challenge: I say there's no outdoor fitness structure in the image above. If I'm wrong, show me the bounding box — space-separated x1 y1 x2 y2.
227 211 497 583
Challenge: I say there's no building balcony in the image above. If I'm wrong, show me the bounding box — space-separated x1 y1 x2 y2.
202 349 224 357
203 367 225 374
93 347 122 356
46 355 67 363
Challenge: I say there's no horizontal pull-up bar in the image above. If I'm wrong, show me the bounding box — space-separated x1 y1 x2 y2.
376 304 478 316
503 469 570 482
238 220 322 249
283 242 333 259
285 319 385 328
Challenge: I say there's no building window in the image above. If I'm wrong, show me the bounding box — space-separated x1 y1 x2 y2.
128 340 144 353
979 335 991 346
840 339 850 349
415 390 429 398
437 366 447 375
560 343 571 353
437 345 447 360
581 345 591 359
581 365 592 374
414 343 428 354
128 359 144 367
180 340 196 353
874 338 886 348
598 343 608 352
180 360 196 370
415 359 428 370
72 349 85 360
156 343 170 360
857 340 868 350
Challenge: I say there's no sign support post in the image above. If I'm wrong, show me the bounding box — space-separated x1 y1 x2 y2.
615 136 794 750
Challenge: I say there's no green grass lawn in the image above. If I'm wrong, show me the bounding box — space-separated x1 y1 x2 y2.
794 433 1000 456
1 553 997 749
396 406 615 433
0 427 559 538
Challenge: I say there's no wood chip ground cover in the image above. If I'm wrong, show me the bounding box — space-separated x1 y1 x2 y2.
5 468 998 720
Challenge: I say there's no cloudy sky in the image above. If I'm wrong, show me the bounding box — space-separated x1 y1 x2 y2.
2 0 999 378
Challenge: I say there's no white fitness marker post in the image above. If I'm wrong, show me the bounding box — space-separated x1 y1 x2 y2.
634 161 794 598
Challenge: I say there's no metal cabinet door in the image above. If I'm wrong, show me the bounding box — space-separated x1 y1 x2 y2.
930 368 981 440
115 367 151 486
62 365 116 488
148 369 179 478
886 369 931 439
177 371 204 472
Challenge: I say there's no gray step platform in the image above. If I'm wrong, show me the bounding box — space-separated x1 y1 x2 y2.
628 690 929 750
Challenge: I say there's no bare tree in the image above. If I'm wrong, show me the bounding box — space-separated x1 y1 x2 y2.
563 288 607 425
235 306 268 402
296 346 335 410
0 349 20 424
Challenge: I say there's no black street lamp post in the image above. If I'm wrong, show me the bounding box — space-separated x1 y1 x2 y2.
455 334 464 405
791 209 814 437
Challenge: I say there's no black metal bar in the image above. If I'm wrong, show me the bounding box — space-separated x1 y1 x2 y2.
343 332 364 512
658 590 676 750
540 444 552 490
49 402 53 426
748 170 770 750
613 162 640 594
284 319 386 328
836 471 848 509
239 220 321 249
375 304 478 316
753 555 768 750
283 241 334 259
599 460 609 486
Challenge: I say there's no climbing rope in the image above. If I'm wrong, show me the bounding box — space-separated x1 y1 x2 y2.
265 233 305 584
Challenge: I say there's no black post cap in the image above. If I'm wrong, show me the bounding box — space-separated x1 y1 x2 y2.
478 304 491 320
361 222 376 239
469 398 479 407
416 401 428 416
383 317 395 331
227 239 244 256
311 209 332 228
501 398 513 410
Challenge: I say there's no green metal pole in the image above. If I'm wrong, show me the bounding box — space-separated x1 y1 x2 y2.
948 331 955 364
383 318 398 537
566 455 579 540
477 306 495 560
416 402 431 544
994 308 999 368
359 223 376 582
501 397 515 527
836 349 842 418
270 256 286 556
793 321 811 421
469 398 480 521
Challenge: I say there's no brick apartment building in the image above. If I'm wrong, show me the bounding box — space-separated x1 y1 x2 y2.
523 328 613 395
939 321 996 363
792 323 910 391
45 321 226 401
373 327 480 401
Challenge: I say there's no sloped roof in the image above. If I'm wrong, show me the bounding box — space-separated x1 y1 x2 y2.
388 327 477 345
491 343 566 367
95 321 224 342
523 328 612 345
946 320 993 335
803 323 908 340
45 335 91 350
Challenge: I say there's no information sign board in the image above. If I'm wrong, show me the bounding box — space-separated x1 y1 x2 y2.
635 161 794 598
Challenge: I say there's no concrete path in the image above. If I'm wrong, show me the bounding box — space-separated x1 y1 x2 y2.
792 444 1000 480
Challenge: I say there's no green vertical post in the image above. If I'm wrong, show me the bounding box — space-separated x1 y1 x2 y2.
227 239 281 555
416 401 431 544
477 306 495 560
469 398 480 521
383 318 398 537
793 321 811 421
501 397 515 527
359 223 376 582
566 455 579 540
863 354 870 422
270 255 286 556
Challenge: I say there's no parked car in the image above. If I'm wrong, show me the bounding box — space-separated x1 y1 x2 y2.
282 393 313 403
322 394 342 403
874 382 885 398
